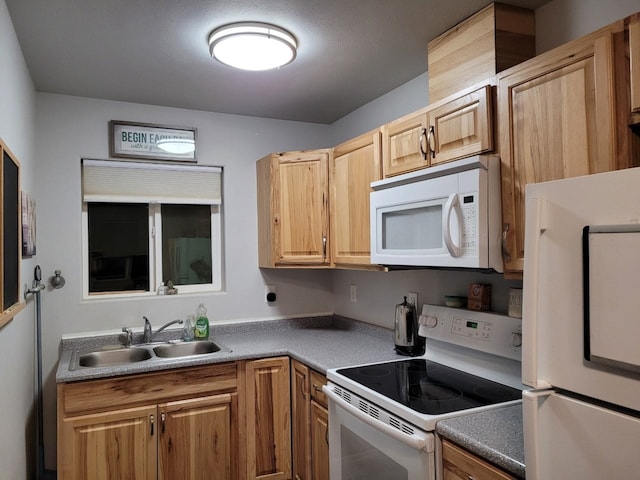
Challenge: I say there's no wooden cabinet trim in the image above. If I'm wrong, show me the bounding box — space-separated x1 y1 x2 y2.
291 359 312 480
310 400 329 480
61 362 238 416
628 14 640 115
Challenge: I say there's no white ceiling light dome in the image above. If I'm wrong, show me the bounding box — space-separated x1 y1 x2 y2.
208 22 297 71
156 138 195 154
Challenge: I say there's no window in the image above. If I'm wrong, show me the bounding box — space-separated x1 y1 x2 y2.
81 159 222 298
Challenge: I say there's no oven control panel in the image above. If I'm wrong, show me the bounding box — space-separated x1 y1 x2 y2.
451 317 492 340
418 304 522 361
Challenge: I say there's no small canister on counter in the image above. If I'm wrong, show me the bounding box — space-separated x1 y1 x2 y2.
468 283 491 311
508 288 523 318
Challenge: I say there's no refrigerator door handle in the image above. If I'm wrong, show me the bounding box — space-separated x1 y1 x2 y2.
522 197 551 389
522 389 553 480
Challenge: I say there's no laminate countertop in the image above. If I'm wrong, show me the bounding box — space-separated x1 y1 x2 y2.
56 315 403 383
436 403 525 479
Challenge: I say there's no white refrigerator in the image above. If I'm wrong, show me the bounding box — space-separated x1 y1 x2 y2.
522 167 640 479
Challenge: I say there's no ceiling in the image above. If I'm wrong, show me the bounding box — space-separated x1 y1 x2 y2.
6 0 551 124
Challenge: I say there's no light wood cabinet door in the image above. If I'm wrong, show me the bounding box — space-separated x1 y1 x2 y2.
498 26 618 273
310 401 329 480
245 357 292 480
381 108 430 177
331 129 382 267
158 393 238 480
60 404 157 480
291 360 311 480
442 440 516 480
257 150 331 267
426 84 493 166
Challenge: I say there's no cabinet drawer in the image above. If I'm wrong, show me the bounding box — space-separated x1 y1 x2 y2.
60 362 237 416
442 440 516 480
309 370 327 407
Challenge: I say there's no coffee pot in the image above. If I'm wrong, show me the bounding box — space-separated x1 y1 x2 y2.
394 296 425 356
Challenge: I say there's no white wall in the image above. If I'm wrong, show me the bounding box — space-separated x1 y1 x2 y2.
0 1 36 479
34 93 334 468
536 0 640 53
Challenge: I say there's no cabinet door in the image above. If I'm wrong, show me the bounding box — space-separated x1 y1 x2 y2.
309 369 328 408
310 401 329 480
291 360 311 480
60 405 157 480
498 28 617 273
158 393 238 480
245 357 292 480
331 130 382 267
274 151 330 266
382 110 429 177
442 440 515 480
426 85 493 166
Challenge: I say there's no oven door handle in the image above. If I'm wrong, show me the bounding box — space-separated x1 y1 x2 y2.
323 385 429 451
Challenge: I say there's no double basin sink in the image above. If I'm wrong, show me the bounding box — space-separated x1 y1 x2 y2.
71 339 230 370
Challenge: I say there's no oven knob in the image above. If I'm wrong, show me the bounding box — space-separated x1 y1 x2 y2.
511 332 522 348
419 314 438 328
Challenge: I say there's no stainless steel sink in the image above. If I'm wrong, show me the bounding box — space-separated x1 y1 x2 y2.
71 339 230 369
77 348 152 367
153 340 223 358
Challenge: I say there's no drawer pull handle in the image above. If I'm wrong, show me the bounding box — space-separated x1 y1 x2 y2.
161 412 166 433
150 414 154 436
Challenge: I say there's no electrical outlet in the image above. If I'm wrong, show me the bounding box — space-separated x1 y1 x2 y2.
407 292 418 307
350 284 357 303
265 285 277 303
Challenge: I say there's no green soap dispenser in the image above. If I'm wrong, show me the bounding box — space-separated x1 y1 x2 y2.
194 303 209 339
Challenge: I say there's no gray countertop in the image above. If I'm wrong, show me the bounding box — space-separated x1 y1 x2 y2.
436 403 525 479
56 315 403 383
56 315 525 477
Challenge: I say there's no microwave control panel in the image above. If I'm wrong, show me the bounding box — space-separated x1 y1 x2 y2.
461 194 477 255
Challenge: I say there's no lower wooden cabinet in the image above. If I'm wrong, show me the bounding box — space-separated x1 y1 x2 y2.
244 356 292 480
292 360 312 480
310 400 329 480
442 439 516 480
57 363 241 480
291 359 329 480
158 394 237 480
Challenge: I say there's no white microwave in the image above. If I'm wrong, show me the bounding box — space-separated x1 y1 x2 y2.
370 156 503 272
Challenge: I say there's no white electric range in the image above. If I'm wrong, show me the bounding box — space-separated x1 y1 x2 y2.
323 304 524 480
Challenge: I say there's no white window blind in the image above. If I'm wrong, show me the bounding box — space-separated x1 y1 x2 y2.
82 159 222 204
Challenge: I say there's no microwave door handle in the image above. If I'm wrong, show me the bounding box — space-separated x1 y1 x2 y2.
443 193 462 257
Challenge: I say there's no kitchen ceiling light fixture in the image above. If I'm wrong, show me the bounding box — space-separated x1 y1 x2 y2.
208 22 297 71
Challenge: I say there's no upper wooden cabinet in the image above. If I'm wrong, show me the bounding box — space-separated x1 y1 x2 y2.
381 108 430 177
331 129 382 267
426 84 493 166
497 24 624 274
257 150 331 267
427 3 535 103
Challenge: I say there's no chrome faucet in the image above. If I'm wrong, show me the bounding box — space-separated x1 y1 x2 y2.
143 316 184 343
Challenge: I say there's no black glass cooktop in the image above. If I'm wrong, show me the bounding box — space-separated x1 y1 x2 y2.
336 359 521 415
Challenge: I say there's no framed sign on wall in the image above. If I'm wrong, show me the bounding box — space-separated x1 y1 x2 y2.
109 121 197 162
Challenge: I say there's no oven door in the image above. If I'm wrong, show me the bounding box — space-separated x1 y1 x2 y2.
324 383 435 480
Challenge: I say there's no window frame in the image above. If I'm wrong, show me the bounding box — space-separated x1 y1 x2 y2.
81 161 223 300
